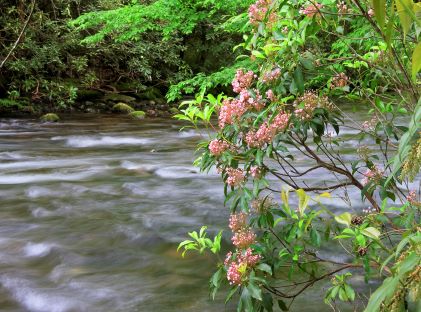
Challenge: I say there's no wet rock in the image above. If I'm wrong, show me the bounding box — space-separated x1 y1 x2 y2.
169 107 180 115
40 113 60 122
112 103 134 113
146 109 157 117
128 111 146 120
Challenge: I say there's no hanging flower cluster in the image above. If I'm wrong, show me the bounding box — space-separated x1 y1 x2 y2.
336 1 348 15
208 139 230 156
262 68 281 83
293 91 333 120
361 165 384 186
248 0 277 26
219 70 266 128
225 168 246 186
299 2 323 18
245 111 290 147
331 73 349 88
225 213 261 285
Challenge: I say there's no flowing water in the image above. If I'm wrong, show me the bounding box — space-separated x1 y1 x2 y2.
0 113 403 311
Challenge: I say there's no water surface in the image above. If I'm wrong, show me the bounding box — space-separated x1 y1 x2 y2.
0 113 390 311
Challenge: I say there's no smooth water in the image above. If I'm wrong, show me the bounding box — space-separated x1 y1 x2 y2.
0 113 389 311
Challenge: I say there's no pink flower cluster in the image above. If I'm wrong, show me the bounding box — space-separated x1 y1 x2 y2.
293 91 333 121
225 212 261 285
362 117 378 131
218 70 264 128
367 9 374 17
226 261 243 285
232 229 257 249
229 212 248 232
248 0 277 26
266 89 276 102
209 139 230 156
262 68 281 83
240 89 264 111
226 168 245 186
331 73 349 88
337 1 348 15
407 190 420 206
361 166 384 186
250 166 263 179
232 69 256 93
245 111 290 148
299 3 323 17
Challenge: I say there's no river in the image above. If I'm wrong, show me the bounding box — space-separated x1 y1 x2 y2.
0 113 399 311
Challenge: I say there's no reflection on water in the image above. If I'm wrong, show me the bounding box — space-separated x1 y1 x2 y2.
0 113 383 311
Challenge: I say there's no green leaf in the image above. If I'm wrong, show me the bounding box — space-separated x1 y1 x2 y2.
396 0 414 36
296 189 310 215
294 67 305 94
240 286 253 312
412 41 421 80
372 0 386 29
361 227 381 239
247 283 262 301
364 276 400 311
256 263 272 275
335 212 352 227
278 299 288 311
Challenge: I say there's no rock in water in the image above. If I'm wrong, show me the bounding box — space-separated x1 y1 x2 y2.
128 111 146 120
40 113 60 122
112 103 134 113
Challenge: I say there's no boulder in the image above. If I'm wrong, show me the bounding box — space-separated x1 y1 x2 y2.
40 113 60 122
112 103 134 113
128 111 146 120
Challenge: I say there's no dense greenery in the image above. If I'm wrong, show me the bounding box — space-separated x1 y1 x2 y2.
0 0 250 113
177 0 421 311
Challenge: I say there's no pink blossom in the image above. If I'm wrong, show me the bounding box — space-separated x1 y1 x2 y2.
299 3 323 17
250 166 263 179
361 166 384 186
293 91 333 120
337 1 348 15
226 168 245 186
209 139 230 156
362 117 378 131
218 98 247 128
262 68 281 83
272 112 290 132
245 112 290 147
248 0 277 26
232 229 256 249
331 73 349 88
224 251 233 266
227 261 243 285
367 9 374 17
229 212 248 232
266 89 276 102
232 69 256 93
407 190 419 205
238 248 262 267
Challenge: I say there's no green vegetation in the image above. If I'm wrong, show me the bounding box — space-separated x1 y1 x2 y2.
0 0 251 114
1 0 420 311
176 0 421 311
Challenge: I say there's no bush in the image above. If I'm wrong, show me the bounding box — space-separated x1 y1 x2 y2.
177 1 421 311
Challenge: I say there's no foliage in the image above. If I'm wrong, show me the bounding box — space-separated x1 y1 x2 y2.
177 0 421 311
